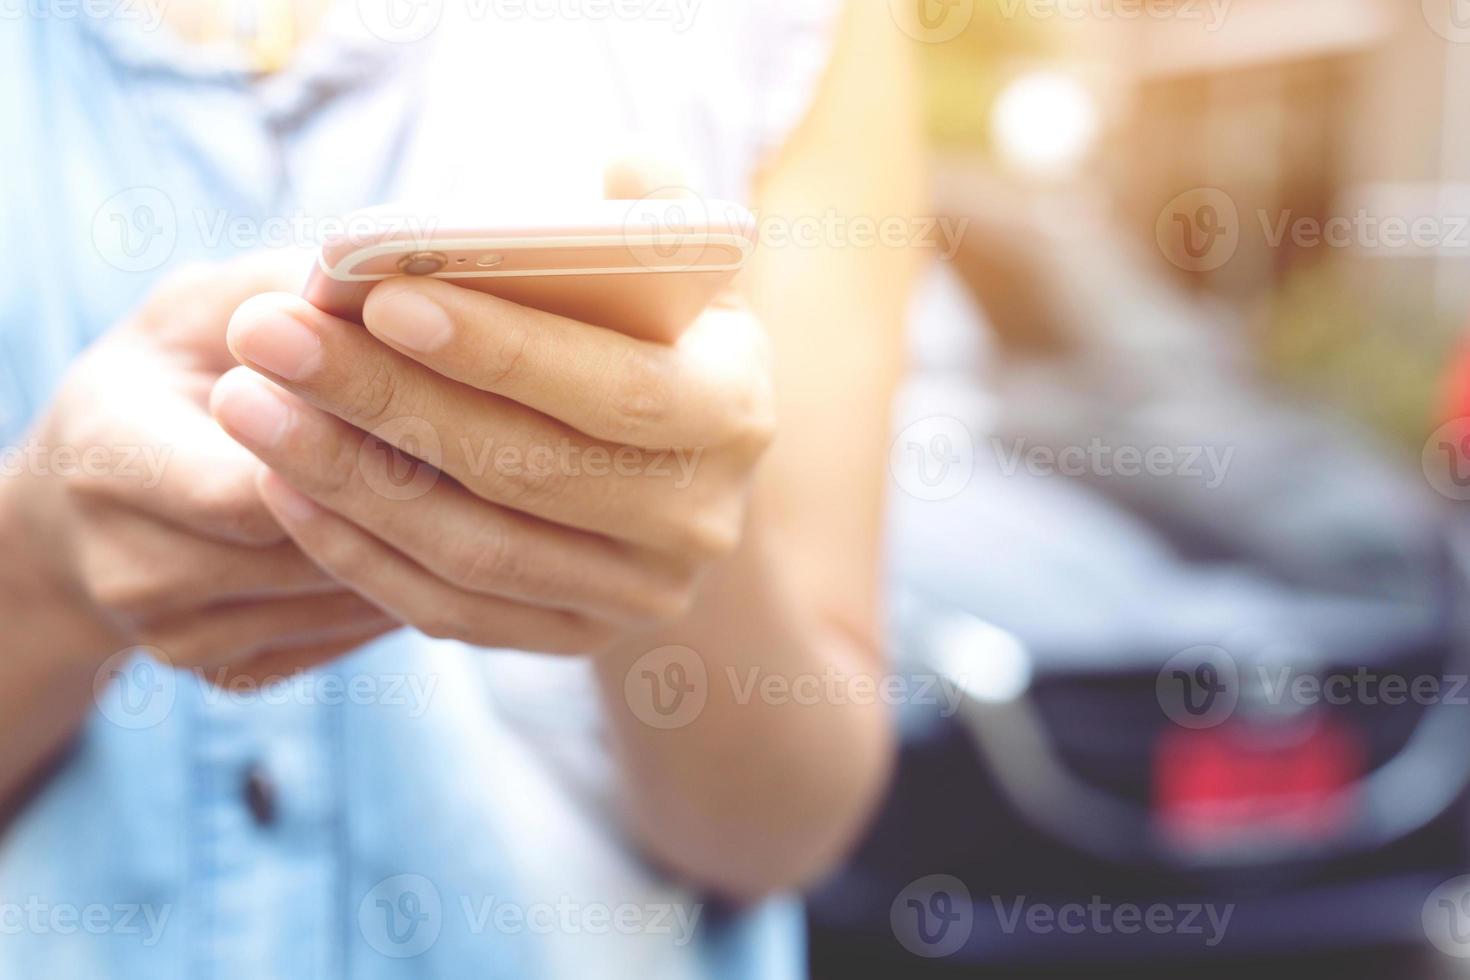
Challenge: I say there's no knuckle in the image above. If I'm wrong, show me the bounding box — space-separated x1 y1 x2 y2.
134 628 193 667
91 573 167 620
63 461 118 502
312 525 363 572
660 579 701 620
488 443 571 505
678 508 743 562
418 606 475 644
627 578 699 625
185 474 276 541
345 363 402 429
604 348 675 441
729 401 778 458
157 641 207 672
482 317 531 389
447 525 523 592
730 376 778 454
54 430 133 500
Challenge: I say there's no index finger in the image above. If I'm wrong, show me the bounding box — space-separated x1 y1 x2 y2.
359 277 767 451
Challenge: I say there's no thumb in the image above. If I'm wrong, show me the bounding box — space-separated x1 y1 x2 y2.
135 249 314 372
603 154 698 201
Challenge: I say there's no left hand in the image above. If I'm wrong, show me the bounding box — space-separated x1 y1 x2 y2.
210 268 776 655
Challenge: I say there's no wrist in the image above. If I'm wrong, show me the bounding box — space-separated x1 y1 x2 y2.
0 474 121 670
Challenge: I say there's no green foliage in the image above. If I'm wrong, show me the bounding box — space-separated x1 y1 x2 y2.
1257 259 1461 446
918 2 1055 150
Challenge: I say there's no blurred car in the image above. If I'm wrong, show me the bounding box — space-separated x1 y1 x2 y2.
807 193 1470 976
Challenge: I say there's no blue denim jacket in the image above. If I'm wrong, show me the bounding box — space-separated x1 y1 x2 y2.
0 10 822 978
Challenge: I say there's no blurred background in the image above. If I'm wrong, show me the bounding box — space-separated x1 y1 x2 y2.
812 1 1470 976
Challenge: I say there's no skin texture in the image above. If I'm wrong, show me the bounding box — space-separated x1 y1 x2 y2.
0 0 921 898
0 256 398 812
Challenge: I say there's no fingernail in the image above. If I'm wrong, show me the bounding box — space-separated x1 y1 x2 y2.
216 372 292 449
230 307 323 380
369 284 454 352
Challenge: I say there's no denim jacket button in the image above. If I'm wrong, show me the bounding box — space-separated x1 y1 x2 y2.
243 763 277 828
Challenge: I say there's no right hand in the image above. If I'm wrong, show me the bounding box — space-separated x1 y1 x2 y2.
1 256 398 683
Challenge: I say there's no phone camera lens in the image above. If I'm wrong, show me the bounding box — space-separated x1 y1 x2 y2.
397 251 448 276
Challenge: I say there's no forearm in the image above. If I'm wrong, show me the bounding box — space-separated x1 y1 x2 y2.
0 483 115 816
596 515 895 900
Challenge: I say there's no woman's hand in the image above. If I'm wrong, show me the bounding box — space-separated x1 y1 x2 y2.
211 271 776 654
6 257 398 678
